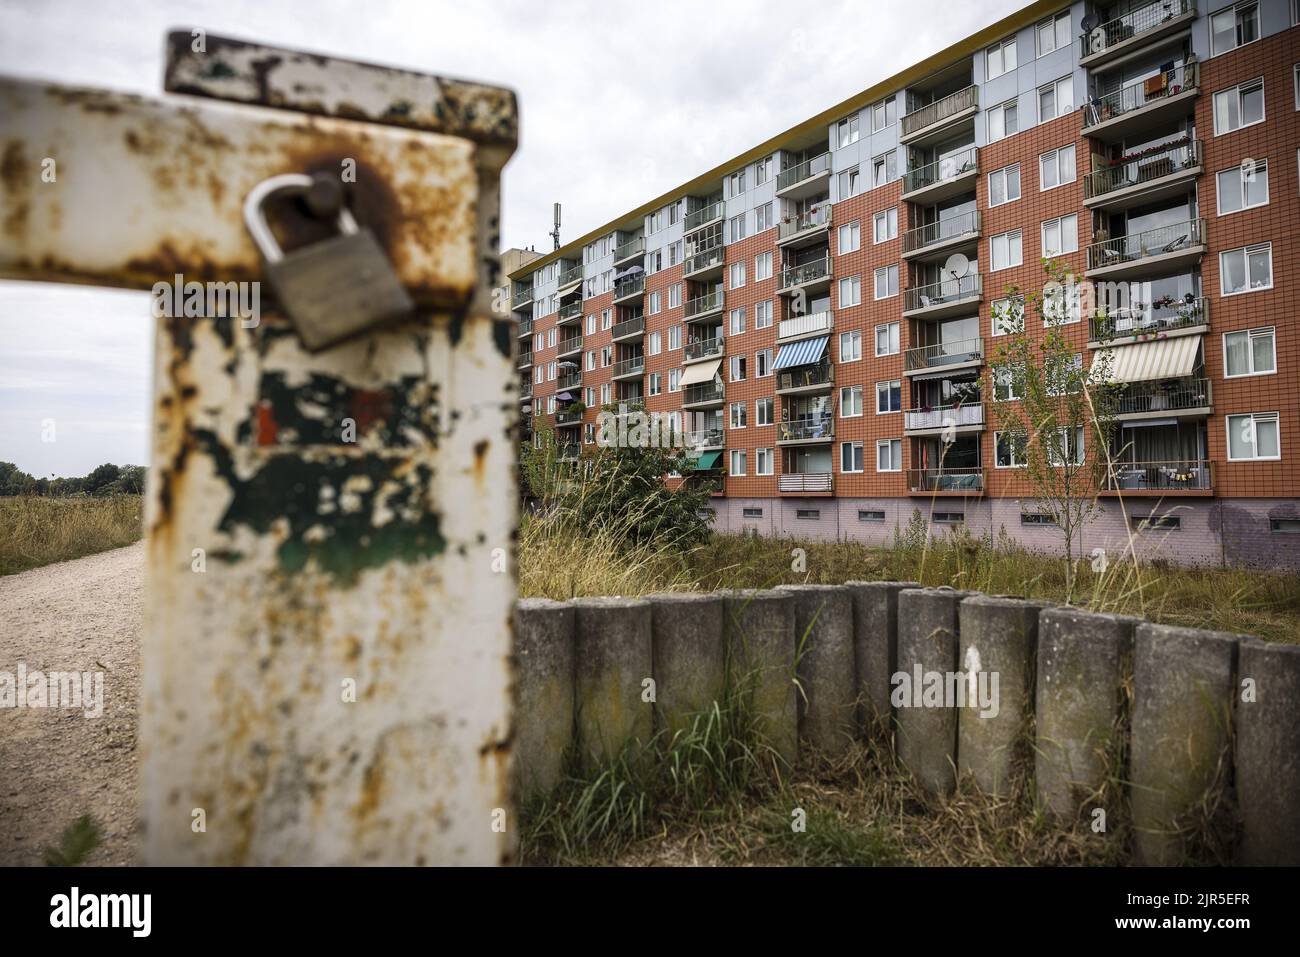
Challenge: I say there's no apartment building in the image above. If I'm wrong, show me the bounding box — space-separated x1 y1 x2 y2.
510 0 1300 568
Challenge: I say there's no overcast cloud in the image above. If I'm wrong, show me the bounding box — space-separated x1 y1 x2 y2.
0 0 1023 476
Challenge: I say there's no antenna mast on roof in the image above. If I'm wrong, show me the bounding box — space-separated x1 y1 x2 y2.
550 202 562 251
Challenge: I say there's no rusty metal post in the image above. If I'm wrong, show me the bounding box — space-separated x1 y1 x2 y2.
0 33 519 865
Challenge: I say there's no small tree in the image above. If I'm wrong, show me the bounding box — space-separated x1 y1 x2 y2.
985 259 1120 596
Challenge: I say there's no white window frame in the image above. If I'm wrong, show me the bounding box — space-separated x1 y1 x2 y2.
988 163 1021 206
754 300 773 330
990 229 1024 271
1040 214 1078 257
875 321 900 356
872 207 898 243
1037 76 1074 123
993 430 1029 468
876 379 901 414
729 402 747 430
840 441 865 474
873 264 899 300
755 348 772 378
992 296 1025 336
839 329 862 363
876 438 902 472
755 251 773 281
755 448 774 476
1219 242 1273 296
730 449 747 476
1222 326 1276 378
986 37 1017 80
1039 144 1076 190
836 114 860 148
839 385 863 418
729 262 746 289
1210 2 1261 57
729 307 745 336
839 276 862 308
755 398 774 427
1035 10 1070 57
838 221 861 254
1213 77 1266 135
987 99 1018 142
1216 158 1270 215
1226 411 1280 461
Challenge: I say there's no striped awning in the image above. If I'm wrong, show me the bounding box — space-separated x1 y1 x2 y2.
680 357 722 386
1096 335 1200 383
773 335 829 370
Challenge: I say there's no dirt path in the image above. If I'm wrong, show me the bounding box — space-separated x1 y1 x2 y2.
0 543 144 865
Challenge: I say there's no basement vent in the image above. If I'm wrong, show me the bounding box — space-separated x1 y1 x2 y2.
1132 514 1180 530
1270 519 1300 533
1020 512 1057 525
743 507 763 518
796 509 821 520
932 511 965 524
858 509 886 522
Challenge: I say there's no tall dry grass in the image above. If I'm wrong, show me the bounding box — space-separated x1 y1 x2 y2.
0 495 143 575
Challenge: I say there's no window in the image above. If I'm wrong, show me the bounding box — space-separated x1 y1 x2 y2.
743 507 763 519
696 507 714 519
730 449 747 475
876 380 902 413
729 402 747 429
1036 11 1070 56
873 208 898 243
1131 514 1181 531
648 373 661 396
546 396 555 414
586 350 596 371
1210 2 1259 56
755 251 773 281
600 345 612 367
1041 214 1078 256
836 114 860 148
1038 77 1073 121
754 156 772 186
648 291 661 315
534 366 544 385
872 96 897 131
1220 243 1273 295
874 264 899 300
669 368 681 392
1271 519 1300 532
1021 512 1057 526
729 307 746 335
727 169 746 197
1047 426 1085 466
987 37 1017 79
648 332 662 356
729 355 746 382
988 164 1021 206
932 512 965 524
1224 326 1276 377
754 203 774 232
1039 145 1076 190
1227 412 1280 460
839 222 861 254
839 276 862 307
991 229 1023 271
796 509 821 520
840 385 864 417
994 431 1028 468
668 283 682 308
755 301 773 329
992 365 1023 401
755 449 774 476
841 441 865 473
840 330 862 362
668 325 681 350
876 439 902 471
987 100 1018 141
755 349 772 377
838 166 861 198
729 262 746 289
533 332 543 352
1043 283 1081 325
875 321 900 356
992 296 1025 335
547 361 556 381
729 213 747 243
755 397 774 426
859 510 886 522
1045 353 1083 395
1217 158 1269 213
586 313 596 335
602 309 612 330
601 383 611 404
1213 78 1265 134
871 151 897 188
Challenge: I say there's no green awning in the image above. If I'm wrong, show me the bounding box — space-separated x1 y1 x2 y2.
690 450 722 471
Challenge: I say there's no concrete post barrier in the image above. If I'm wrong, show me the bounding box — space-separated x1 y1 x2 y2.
957 596 1042 797
1034 608 1137 821
777 585 856 760
1236 639 1300 865
895 588 969 795
570 597 653 768
513 599 575 800
722 589 797 766
648 592 725 738
845 580 920 737
1131 623 1238 865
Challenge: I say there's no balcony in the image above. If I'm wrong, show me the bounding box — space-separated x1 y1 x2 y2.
684 336 725 363
777 255 832 296
1083 140 1201 211
557 335 583 359
777 206 832 248
557 300 583 324
777 417 835 445
684 290 724 321
779 473 833 495
901 209 981 261
1085 218 1205 280
1080 0 1197 70
903 337 984 375
1088 296 1208 346
517 348 533 370
682 381 725 408
557 443 580 462
1114 376 1211 420
613 275 645 303
611 316 645 342
555 408 584 427
777 310 833 343
611 356 645 380
517 316 533 338
904 402 984 435
1101 459 1213 496
511 287 534 310
776 152 832 200
558 263 583 292
520 382 532 401
901 147 978 204
613 235 645 266
684 200 725 233
900 85 978 146
902 274 982 319
776 362 834 394
685 428 725 450
907 467 983 495
557 370 582 390
1082 62 1198 142
684 245 725 280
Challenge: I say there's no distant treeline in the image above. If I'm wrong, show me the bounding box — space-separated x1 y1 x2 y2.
0 461 146 497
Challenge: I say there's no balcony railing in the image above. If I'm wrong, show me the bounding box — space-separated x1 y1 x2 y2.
1083 61 1198 130
779 473 833 493
511 287 534 309
908 467 983 492
614 275 645 299
778 256 831 290
684 245 725 276
557 300 583 322
557 371 582 390
902 209 981 254
555 408 584 426
517 349 533 368
778 417 835 442
685 428 725 449
517 316 533 337
776 362 834 392
1080 0 1195 60
684 290 724 319
778 205 832 241
611 316 645 339
684 336 725 361
777 310 833 340
1104 459 1212 492
612 356 645 377
520 383 532 400
683 382 725 405
1114 377 1211 415
1083 140 1201 200
902 146 978 194
614 236 644 261
557 336 583 356
776 152 831 191
1086 218 1205 271
1090 296 1208 341
903 274 982 313
557 443 580 460
904 336 984 372
684 200 725 232
904 402 984 432
901 85 977 138
558 264 583 287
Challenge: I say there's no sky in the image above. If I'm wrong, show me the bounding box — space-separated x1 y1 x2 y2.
0 0 1024 477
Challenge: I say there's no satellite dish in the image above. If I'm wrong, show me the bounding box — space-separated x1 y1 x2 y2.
1089 27 1106 53
944 253 970 280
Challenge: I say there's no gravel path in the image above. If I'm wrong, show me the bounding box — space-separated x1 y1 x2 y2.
0 543 144 866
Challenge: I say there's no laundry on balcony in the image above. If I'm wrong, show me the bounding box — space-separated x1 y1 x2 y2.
772 334 829 370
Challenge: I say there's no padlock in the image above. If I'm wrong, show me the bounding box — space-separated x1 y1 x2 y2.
243 173 415 352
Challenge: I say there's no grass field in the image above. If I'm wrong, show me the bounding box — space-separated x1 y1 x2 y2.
0 495 144 576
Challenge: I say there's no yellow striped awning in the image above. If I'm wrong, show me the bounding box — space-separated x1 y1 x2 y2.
1095 335 1200 383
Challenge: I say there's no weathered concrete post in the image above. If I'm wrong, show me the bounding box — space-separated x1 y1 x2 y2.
1130 624 1238 865
1236 639 1300 865
571 597 654 767
777 585 856 760
514 599 575 801
845 581 919 737
957 596 1042 797
722 589 797 766
649 592 725 737
1035 608 1137 822
894 588 968 795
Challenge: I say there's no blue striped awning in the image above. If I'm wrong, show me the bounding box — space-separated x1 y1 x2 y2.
772 335 829 370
